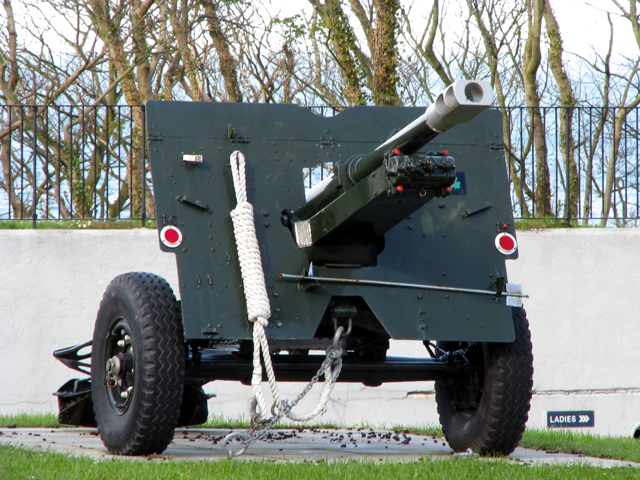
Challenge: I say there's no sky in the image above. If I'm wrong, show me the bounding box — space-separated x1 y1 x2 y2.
552 1 636 63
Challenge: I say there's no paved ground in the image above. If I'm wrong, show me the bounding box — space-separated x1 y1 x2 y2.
1 427 638 468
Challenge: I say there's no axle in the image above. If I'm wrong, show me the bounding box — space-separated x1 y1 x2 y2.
186 351 454 387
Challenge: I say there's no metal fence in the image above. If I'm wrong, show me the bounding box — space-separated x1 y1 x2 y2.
505 106 639 226
0 104 149 227
1 104 638 227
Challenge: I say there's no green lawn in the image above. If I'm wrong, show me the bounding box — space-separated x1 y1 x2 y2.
520 429 640 464
0 444 638 480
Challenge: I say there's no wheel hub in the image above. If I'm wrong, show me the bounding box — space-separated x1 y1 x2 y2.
105 322 135 414
440 342 485 414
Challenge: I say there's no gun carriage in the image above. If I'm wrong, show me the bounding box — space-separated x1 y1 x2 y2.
54 80 533 457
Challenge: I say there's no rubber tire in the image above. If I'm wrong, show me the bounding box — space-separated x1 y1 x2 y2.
435 307 533 456
92 272 185 455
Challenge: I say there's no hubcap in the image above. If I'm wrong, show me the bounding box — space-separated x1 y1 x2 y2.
104 320 135 414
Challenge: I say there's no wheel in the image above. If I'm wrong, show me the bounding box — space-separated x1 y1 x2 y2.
434 307 533 456
177 383 210 427
91 272 185 455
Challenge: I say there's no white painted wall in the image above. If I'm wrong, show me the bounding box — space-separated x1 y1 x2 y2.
1 229 638 436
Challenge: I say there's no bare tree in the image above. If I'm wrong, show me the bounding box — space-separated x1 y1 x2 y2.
465 0 533 216
1 0 109 220
199 0 243 102
308 0 402 106
600 0 640 225
543 0 579 219
522 0 552 216
580 15 613 224
3 0 640 226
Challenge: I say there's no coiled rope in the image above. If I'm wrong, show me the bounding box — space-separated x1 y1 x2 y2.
228 150 340 432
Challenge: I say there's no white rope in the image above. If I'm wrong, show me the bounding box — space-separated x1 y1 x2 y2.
229 150 337 423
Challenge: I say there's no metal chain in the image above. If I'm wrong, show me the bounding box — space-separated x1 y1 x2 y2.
223 326 346 458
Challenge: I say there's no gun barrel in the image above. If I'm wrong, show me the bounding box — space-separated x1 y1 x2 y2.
345 80 493 185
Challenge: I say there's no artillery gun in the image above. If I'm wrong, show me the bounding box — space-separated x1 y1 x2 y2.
54 80 533 457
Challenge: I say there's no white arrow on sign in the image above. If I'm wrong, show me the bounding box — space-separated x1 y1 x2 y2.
579 415 590 423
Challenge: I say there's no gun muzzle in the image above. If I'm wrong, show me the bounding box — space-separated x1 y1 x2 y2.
345 80 493 186
425 79 494 132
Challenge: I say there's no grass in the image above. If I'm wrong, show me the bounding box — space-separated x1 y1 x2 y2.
0 219 156 229
0 444 638 480
514 218 587 230
520 429 640 464
0 413 61 429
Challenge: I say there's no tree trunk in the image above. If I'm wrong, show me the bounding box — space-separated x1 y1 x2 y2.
467 0 531 217
171 0 207 102
199 0 243 102
371 0 401 106
543 0 578 220
310 0 366 106
523 0 551 217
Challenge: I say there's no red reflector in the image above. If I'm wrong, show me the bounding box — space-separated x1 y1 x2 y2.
160 226 183 248
442 150 449 156
165 228 180 244
394 149 401 155
495 233 517 255
499 235 515 251
396 185 404 192
446 186 452 192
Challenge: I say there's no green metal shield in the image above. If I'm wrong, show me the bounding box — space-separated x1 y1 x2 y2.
146 102 516 343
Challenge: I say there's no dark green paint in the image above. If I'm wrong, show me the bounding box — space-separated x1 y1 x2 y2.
146 102 517 343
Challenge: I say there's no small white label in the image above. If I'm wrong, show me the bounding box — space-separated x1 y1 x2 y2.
183 154 203 163
505 283 523 307
294 221 313 248
506 296 523 307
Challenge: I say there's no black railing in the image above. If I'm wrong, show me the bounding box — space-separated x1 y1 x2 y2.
0 104 149 227
1 104 638 227
504 106 639 226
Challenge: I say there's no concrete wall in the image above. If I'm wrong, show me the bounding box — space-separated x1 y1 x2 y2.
509 229 640 437
1 229 639 437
